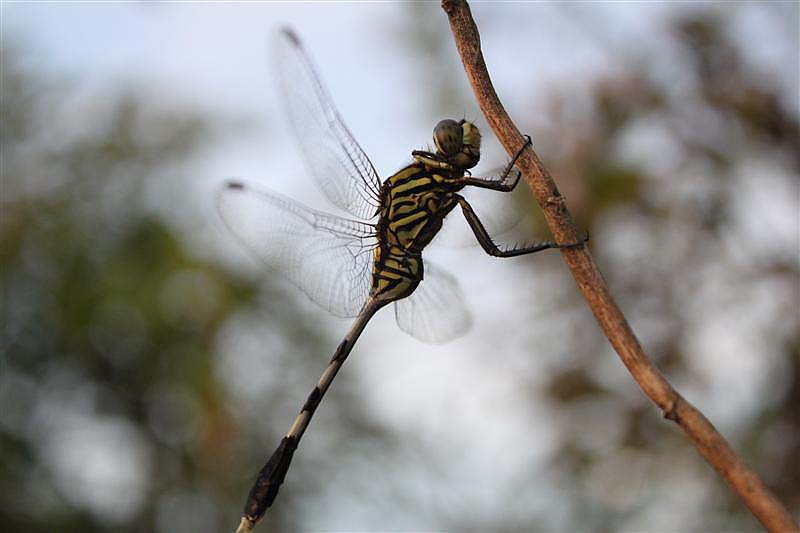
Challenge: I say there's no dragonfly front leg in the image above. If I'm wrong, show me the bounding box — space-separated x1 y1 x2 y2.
460 135 532 192
457 195 586 258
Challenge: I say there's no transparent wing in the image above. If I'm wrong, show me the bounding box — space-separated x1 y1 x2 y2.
275 28 382 220
218 180 377 317
394 261 471 343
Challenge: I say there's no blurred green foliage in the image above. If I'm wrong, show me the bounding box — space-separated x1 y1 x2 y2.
2 42 247 531
1 40 392 532
517 10 799 530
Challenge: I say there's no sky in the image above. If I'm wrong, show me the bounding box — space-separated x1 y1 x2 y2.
2 2 678 188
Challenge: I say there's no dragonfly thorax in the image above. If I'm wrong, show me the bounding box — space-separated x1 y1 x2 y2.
413 119 481 171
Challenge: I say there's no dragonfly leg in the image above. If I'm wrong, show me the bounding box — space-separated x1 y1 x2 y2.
461 135 532 192
457 195 587 258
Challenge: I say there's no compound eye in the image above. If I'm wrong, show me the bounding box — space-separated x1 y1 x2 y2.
433 119 463 156
461 121 481 149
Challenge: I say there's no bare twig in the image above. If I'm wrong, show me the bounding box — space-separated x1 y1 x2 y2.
441 1 798 531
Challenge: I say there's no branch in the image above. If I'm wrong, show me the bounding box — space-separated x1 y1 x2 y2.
441 1 798 531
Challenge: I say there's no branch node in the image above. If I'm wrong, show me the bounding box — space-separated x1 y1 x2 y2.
545 194 565 208
663 398 681 422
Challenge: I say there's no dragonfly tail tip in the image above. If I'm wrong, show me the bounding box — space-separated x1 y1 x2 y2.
235 516 254 533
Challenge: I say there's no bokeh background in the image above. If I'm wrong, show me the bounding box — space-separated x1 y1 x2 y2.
2 3 798 532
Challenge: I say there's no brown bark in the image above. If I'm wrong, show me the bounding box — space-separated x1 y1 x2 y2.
441 1 798 531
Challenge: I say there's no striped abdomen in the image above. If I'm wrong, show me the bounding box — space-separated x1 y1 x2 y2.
371 163 463 303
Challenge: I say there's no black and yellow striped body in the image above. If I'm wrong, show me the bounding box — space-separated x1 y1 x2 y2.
371 162 465 303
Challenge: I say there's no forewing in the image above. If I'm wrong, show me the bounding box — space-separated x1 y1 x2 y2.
394 261 471 343
218 181 377 317
275 28 382 220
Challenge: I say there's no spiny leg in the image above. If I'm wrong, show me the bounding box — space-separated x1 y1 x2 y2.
457 194 587 258
461 135 532 192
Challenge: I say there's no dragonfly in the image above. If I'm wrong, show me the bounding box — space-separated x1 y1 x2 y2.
220 28 586 532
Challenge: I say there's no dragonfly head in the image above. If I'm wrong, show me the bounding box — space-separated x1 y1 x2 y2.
432 119 481 170
409 119 481 172
412 119 481 171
